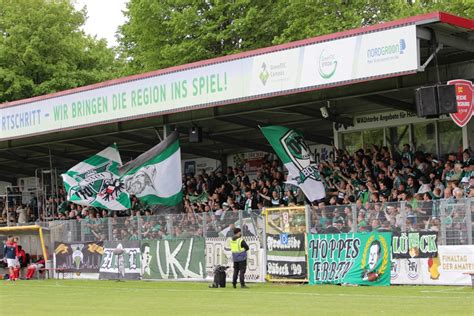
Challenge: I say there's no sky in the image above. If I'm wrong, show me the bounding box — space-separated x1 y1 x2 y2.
74 0 129 47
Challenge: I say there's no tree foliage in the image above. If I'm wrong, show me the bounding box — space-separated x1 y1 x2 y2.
272 0 474 44
118 0 282 74
0 0 120 103
119 0 473 75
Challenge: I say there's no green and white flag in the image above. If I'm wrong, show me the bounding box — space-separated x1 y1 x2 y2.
261 125 325 201
119 131 183 206
61 144 131 210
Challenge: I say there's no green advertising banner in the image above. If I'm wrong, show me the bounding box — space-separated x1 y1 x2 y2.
307 232 392 286
141 238 205 280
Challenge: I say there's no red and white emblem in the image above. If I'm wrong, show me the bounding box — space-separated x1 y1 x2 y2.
448 79 473 127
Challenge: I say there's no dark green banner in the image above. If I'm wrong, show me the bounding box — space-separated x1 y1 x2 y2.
392 231 438 259
266 233 307 280
308 232 392 286
141 238 205 280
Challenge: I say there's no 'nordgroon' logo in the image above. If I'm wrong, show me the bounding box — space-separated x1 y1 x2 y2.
318 49 337 79
366 39 406 63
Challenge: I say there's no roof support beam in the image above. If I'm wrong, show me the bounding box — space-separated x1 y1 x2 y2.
114 133 157 147
418 27 474 53
206 134 273 153
217 116 262 129
218 114 332 145
0 151 44 167
289 107 353 129
67 140 107 151
0 164 36 178
120 131 224 161
181 147 223 161
359 95 415 113
24 146 79 162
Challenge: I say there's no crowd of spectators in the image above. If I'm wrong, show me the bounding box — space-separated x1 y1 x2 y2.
181 145 474 243
1 144 473 244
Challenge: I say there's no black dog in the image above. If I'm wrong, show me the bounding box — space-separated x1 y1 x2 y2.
209 265 229 288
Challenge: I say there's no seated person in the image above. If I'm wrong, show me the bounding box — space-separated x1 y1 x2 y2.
26 256 46 280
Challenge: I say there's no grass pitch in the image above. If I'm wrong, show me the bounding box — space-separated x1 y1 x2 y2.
1 279 473 315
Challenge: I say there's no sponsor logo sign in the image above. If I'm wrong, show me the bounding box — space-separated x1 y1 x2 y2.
2 25 417 140
448 79 473 127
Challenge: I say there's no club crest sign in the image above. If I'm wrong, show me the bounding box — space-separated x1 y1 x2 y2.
448 79 473 127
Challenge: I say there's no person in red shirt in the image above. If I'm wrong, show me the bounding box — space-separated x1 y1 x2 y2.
26 257 45 280
3 236 19 281
14 245 27 279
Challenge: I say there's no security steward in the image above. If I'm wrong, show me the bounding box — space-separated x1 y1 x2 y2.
229 228 250 288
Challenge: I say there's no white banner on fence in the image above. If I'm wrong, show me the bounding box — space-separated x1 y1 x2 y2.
205 236 264 283
391 245 474 286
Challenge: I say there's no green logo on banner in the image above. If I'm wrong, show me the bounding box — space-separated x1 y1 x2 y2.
318 49 337 79
259 62 269 85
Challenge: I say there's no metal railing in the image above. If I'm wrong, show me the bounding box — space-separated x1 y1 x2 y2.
307 198 473 245
5 198 473 246
33 210 263 246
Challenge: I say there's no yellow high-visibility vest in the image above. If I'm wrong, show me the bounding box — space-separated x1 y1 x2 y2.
230 237 244 253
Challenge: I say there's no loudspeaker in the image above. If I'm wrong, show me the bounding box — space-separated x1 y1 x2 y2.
416 86 438 117
189 127 202 143
437 84 457 114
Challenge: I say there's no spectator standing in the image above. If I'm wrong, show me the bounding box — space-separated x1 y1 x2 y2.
229 228 249 289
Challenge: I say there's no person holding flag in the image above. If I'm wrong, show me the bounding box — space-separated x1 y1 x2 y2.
61 144 131 211
260 125 326 202
119 131 183 209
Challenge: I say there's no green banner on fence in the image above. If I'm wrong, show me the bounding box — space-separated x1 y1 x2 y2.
307 232 392 286
141 237 205 280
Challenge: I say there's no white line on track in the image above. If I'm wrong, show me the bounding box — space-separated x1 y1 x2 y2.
420 287 467 293
3 283 472 300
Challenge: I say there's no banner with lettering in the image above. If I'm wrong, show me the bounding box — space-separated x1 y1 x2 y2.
391 245 474 286
99 241 141 280
308 232 391 286
206 236 263 282
266 233 307 281
141 238 205 280
448 79 473 127
392 231 438 259
54 241 104 273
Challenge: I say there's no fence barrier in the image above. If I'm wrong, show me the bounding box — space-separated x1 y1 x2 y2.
2 197 473 285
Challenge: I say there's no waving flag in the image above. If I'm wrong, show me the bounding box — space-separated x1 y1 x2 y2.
261 125 325 201
61 144 131 210
119 131 183 206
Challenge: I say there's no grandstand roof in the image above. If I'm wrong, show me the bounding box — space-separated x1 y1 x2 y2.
0 11 472 181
